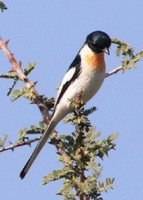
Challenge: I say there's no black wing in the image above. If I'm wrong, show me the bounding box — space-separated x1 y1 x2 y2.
53 54 81 110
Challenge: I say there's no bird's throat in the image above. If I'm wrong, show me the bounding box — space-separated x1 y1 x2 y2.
84 53 105 72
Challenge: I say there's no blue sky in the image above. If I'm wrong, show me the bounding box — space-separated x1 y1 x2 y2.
0 1 143 199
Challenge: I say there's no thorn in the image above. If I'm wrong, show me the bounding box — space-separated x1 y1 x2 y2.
11 147 14 152
39 95 45 100
9 67 16 73
6 40 9 45
39 95 44 98
33 81 38 86
0 40 7 48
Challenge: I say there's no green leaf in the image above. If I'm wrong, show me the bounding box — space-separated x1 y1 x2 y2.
108 133 118 141
98 178 114 192
62 194 76 200
42 97 55 109
112 38 143 71
42 166 74 185
7 79 18 96
0 1 7 12
18 124 42 142
58 153 72 165
58 180 73 196
0 72 18 79
24 63 36 76
0 72 19 96
105 177 115 189
39 121 47 130
112 38 134 58
11 87 34 101
18 128 29 142
84 106 96 116
0 134 8 148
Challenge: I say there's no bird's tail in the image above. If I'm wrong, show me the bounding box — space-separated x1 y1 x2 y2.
20 120 57 179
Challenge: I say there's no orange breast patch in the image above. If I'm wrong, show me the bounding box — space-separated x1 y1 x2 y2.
84 53 105 71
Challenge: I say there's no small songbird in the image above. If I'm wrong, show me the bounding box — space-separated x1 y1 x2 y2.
20 30 111 179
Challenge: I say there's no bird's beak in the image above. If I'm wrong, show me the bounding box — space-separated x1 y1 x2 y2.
103 48 110 55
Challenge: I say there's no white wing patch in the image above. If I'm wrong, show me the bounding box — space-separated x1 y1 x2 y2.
55 67 76 105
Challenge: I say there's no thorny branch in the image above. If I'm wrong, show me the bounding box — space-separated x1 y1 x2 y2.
0 39 50 124
0 37 137 153
0 37 70 158
0 137 40 153
0 38 52 151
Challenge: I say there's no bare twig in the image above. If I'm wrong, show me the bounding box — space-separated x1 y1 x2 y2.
106 66 123 77
0 138 40 153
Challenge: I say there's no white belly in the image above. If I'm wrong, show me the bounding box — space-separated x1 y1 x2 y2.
52 68 105 122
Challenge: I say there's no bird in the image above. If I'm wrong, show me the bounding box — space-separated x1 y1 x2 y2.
20 30 111 179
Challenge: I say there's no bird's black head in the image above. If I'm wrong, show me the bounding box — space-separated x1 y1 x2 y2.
86 31 111 54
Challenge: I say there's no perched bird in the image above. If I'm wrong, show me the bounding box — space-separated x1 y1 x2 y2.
20 30 111 179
